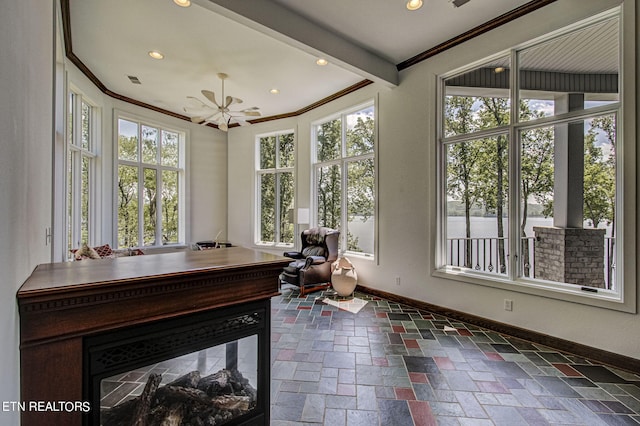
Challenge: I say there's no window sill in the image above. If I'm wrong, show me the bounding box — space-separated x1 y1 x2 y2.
343 251 375 262
432 267 635 314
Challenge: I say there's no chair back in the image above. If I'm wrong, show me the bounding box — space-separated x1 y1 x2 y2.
300 227 340 263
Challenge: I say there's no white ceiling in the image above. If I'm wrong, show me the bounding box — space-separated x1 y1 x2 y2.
67 0 541 124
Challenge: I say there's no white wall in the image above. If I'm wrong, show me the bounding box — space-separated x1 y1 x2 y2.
228 0 640 361
0 0 55 423
0 5 227 421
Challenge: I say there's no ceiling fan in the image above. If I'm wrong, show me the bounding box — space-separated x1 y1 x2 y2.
183 72 261 131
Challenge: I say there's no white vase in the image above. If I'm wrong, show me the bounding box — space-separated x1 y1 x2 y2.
332 257 357 297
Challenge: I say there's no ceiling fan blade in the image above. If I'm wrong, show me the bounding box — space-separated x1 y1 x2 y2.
218 122 229 132
240 110 261 117
225 96 243 108
186 96 208 108
201 90 221 108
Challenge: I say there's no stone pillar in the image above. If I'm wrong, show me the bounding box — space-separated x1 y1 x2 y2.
553 93 584 228
533 226 605 288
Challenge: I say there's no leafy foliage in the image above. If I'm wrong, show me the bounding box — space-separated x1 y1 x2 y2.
117 120 181 248
314 108 375 253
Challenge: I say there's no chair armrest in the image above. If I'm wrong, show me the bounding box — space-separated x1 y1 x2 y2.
283 251 303 259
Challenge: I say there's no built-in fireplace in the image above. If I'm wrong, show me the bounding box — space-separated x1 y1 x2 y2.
84 301 269 425
18 247 289 426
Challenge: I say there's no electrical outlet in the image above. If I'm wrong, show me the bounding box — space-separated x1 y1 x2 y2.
504 299 513 311
395 276 401 286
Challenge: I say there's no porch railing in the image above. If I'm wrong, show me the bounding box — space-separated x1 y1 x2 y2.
446 236 616 289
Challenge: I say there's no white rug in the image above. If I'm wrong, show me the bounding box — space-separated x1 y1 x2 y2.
322 297 368 314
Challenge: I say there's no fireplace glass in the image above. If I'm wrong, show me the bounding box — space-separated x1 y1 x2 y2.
99 335 258 425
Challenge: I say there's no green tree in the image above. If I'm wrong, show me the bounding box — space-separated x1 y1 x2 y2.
584 116 616 229
476 98 509 272
445 96 482 267
316 119 342 230
346 116 375 252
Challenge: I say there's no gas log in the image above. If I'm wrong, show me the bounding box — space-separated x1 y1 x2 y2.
102 369 257 426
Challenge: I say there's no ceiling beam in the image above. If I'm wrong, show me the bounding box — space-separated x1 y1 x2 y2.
194 0 398 87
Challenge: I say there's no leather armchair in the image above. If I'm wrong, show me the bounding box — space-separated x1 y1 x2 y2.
280 227 340 296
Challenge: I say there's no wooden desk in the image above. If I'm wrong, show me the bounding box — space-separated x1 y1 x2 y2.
17 247 289 426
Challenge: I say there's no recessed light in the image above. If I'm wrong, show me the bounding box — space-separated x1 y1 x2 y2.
148 50 164 60
173 0 191 7
270 88 280 94
316 58 328 66
406 0 423 10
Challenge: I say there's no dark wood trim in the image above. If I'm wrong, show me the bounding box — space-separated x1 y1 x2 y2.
397 0 558 71
18 247 288 426
60 0 555 126
356 284 640 375
248 80 374 124
59 0 372 128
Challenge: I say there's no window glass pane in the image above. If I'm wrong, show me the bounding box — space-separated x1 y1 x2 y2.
162 170 179 244
161 130 179 167
142 125 158 164
259 173 275 243
279 172 295 245
260 136 276 169
317 164 342 230
347 158 374 254
118 165 139 248
81 156 90 245
518 18 619 122
81 101 91 150
519 125 554 278
118 119 139 161
445 135 509 274
521 115 617 289
346 106 375 156
68 93 75 146
444 56 510 137
278 133 295 168
143 168 157 246
316 119 341 161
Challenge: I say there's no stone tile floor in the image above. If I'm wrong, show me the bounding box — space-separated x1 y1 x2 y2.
271 287 640 425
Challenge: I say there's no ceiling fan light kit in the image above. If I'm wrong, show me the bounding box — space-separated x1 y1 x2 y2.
183 72 261 132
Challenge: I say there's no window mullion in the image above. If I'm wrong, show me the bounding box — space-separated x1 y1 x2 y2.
509 48 520 280
137 134 144 248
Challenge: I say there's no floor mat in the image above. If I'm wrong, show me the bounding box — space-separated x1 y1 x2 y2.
321 296 368 314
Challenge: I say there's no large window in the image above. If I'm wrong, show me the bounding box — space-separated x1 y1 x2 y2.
439 11 623 302
256 131 295 247
116 117 184 248
67 91 97 258
313 102 375 257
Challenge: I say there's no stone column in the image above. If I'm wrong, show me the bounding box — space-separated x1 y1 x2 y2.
553 93 584 228
533 226 605 288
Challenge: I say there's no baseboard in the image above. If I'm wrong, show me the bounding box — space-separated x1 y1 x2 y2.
356 284 640 375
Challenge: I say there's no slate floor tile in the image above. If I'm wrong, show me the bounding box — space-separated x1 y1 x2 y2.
208 288 640 425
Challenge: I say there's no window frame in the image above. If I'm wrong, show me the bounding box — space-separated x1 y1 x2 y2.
114 112 187 249
435 7 636 312
254 129 296 248
311 100 377 259
66 89 99 258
